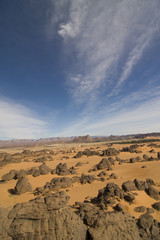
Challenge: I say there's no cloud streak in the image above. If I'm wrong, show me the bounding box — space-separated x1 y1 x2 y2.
0 98 49 139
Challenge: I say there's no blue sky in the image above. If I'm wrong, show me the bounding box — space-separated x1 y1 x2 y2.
0 0 160 139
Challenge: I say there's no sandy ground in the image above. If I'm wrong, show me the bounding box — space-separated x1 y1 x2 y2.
0 141 160 221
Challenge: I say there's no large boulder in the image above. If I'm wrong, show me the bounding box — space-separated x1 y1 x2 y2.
2 170 17 181
122 180 137 192
39 162 50 175
14 177 32 194
8 192 87 240
146 186 159 200
96 158 112 170
134 179 148 190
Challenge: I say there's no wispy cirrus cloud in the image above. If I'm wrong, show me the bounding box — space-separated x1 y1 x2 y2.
54 0 160 102
0 98 49 139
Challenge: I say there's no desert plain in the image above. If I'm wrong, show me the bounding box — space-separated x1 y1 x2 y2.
0 138 160 239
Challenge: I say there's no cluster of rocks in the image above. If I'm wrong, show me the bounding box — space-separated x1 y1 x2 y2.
34 171 109 197
129 152 160 163
0 149 56 168
75 195 160 240
1 188 160 240
51 163 77 175
74 149 100 158
1 162 51 181
0 153 22 167
143 152 160 161
122 179 160 201
79 174 96 184
34 177 73 196
91 182 125 208
91 178 159 209
121 144 142 153
102 148 119 156
75 202 141 239
2 161 78 182
29 162 51 177
148 143 160 148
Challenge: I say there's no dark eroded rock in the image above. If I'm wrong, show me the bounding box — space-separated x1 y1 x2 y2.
152 201 160 211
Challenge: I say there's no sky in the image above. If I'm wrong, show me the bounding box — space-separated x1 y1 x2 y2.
0 0 160 139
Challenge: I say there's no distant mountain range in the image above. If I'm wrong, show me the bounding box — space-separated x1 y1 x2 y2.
0 132 160 148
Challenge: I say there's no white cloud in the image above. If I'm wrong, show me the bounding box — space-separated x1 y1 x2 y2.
0 98 49 139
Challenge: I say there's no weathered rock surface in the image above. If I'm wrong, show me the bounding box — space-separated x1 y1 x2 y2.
14 177 32 194
8 192 87 240
0 207 12 240
137 213 160 239
88 211 140 240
